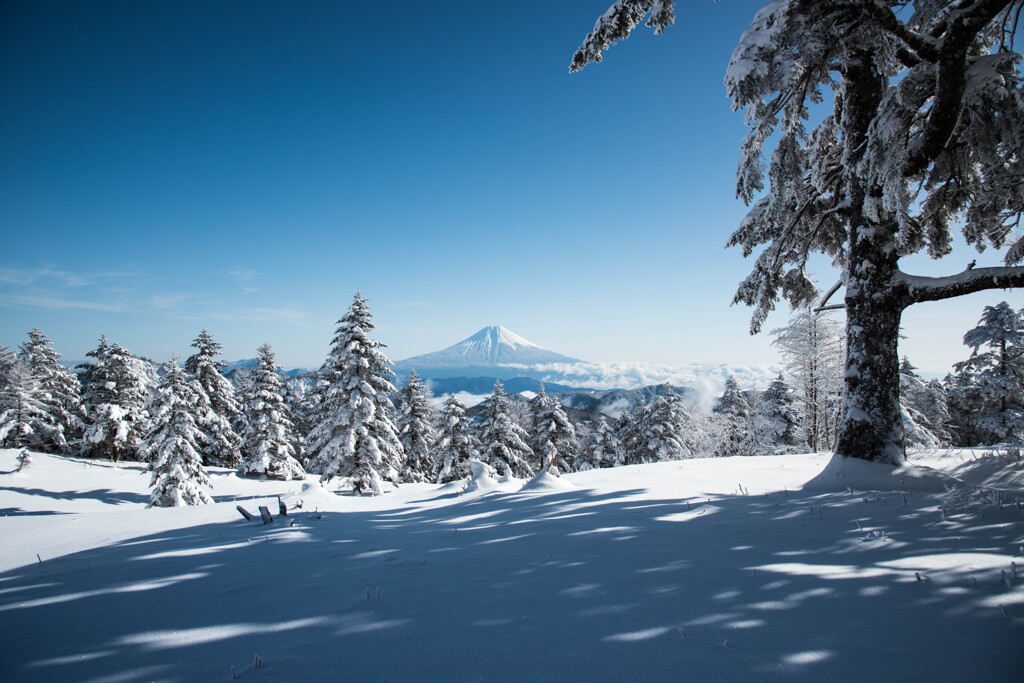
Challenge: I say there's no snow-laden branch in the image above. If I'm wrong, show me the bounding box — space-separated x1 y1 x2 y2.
896 264 1024 304
569 0 675 72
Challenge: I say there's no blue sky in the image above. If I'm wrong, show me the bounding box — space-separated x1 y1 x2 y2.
0 0 1016 375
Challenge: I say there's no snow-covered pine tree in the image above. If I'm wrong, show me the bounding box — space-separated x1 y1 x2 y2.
18 329 83 454
624 386 688 463
184 330 242 467
79 339 147 462
306 293 404 495
0 345 12 381
578 416 621 470
529 384 577 470
573 1 1024 465
478 380 534 478
950 302 1024 444
771 308 845 452
747 373 799 455
714 377 751 457
141 358 212 507
0 359 49 449
238 344 305 480
433 394 478 483
396 370 437 483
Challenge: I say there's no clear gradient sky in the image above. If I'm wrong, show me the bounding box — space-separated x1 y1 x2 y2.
1 1 1017 374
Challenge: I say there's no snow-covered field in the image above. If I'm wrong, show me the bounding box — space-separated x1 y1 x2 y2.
1 448 1022 681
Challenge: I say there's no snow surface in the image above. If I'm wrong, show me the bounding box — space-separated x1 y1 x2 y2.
1 448 1022 681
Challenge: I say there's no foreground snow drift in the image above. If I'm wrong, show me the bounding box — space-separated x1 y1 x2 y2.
0 449 1021 681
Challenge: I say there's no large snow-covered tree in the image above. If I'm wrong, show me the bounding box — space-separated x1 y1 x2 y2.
620 386 688 463
306 293 404 495
771 308 845 452
141 359 212 507
238 344 305 480
478 380 534 478
433 394 478 483
529 384 578 470
79 338 148 462
573 0 1024 465
18 329 82 453
396 371 437 483
950 301 1024 443
185 330 242 467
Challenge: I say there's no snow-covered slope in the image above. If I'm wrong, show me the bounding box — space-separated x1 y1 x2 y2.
1 448 1021 681
394 325 579 379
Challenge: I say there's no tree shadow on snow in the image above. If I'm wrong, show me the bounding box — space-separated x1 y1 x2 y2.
0 482 1021 681
0 485 150 506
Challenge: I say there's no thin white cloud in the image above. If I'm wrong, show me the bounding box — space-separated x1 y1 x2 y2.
0 292 133 313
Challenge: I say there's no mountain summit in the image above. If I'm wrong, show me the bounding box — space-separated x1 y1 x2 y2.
394 326 579 380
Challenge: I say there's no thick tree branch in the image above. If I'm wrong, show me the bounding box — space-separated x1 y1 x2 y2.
896 264 1024 304
904 0 1016 176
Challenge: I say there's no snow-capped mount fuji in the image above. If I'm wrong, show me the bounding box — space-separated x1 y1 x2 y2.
393 325 579 381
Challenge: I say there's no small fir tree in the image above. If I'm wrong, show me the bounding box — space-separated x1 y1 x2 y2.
238 344 305 480
142 359 212 507
306 293 404 495
747 374 799 455
899 358 944 448
478 380 534 478
396 371 437 483
950 302 1024 444
577 417 621 470
185 330 242 467
0 359 49 449
434 394 478 483
714 377 751 457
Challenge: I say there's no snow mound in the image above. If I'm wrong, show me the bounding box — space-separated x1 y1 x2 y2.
463 460 500 494
519 467 575 492
281 480 334 509
802 454 962 492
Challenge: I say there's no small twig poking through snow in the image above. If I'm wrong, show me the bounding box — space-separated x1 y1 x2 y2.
254 655 261 669
366 589 371 600
1000 605 1009 617
856 520 863 531
915 572 924 582
377 587 381 599
902 494 907 507
1012 562 1018 581
677 628 687 638
36 553 41 564
231 665 236 679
